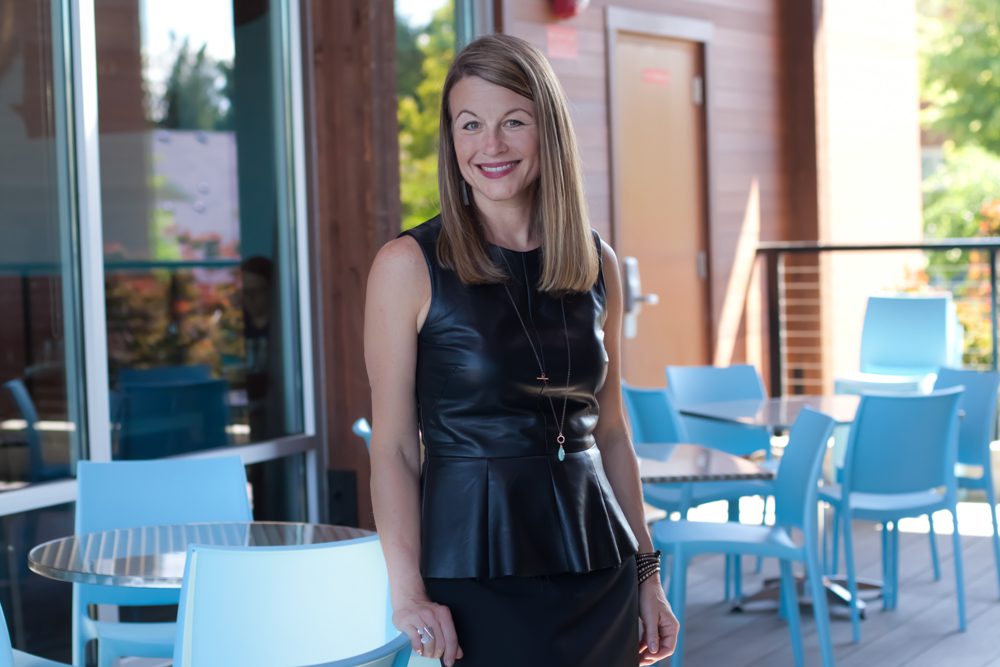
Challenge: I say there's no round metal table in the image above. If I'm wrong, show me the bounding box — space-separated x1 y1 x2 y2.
28 521 373 588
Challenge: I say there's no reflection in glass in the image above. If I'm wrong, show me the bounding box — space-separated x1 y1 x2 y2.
0 504 74 661
95 0 303 456
0 0 81 486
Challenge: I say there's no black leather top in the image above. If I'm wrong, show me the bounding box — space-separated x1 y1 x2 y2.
403 216 638 579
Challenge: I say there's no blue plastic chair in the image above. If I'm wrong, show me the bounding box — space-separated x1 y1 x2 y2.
664 365 773 458
2 380 70 482
114 379 229 459
924 368 1000 594
172 536 410 667
834 295 960 395
0 601 69 667
818 387 965 643
352 418 372 449
74 457 252 667
664 365 776 596
652 409 837 667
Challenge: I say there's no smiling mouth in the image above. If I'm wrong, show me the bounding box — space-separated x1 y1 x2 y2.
477 161 519 178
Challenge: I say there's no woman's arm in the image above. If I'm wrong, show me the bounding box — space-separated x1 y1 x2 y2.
592 239 677 664
364 236 461 666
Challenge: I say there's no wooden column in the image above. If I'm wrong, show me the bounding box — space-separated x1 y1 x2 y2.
305 0 399 528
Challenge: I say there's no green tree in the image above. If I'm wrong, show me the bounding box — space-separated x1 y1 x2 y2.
397 5 455 230
158 37 233 131
920 0 1000 153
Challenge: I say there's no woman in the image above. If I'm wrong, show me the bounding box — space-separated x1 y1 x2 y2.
365 34 677 666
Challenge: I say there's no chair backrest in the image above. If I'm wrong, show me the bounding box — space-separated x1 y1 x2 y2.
76 457 252 535
173 536 408 667
664 365 770 456
934 367 1000 468
3 379 69 482
118 364 212 385
842 387 964 496
773 408 836 532
352 418 372 450
116 379 229 459
859 295 954 375
665 364 766 404
621 383 688 444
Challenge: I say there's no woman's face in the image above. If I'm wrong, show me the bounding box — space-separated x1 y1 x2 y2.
449 76 540 212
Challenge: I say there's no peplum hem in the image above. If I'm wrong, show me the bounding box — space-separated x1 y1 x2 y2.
420 446 639 579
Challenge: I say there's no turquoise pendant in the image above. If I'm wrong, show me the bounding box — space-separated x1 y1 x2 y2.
557 434 566 461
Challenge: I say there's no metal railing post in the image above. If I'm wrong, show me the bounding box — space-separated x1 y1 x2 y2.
991 248 998 371
765 250 784 397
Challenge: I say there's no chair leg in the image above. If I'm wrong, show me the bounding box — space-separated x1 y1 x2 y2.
755 496 769 574
668 547 688 667
984 473 1000 598
891 521 901 610
806 547 836 667
831 505 841 574
950 505 967 631
841 509 862 643
927 512 941 581
780 560 804 667
727 499 743 600
880 522 891 611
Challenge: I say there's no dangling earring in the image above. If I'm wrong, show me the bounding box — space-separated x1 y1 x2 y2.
461 180 470 206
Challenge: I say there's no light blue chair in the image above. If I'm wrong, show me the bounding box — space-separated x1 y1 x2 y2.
652 409 837 667
74 457 252 667
925 368 1000 594
819 387 965 643
0 601 69 666
834 295 960 395
3 380 70 482
622 383 773 522
352 418 372 449
172 536 410 667
663 365 776 597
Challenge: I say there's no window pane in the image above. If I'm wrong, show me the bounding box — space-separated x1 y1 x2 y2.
0 0 83 485
246 454 307 522
396 0 456 230
95 0 304 457
0 504 74 661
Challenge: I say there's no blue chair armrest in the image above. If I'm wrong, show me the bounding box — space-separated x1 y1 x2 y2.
305 633 411 667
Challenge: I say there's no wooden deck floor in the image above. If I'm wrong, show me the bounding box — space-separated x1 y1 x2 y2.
673 520 1000 667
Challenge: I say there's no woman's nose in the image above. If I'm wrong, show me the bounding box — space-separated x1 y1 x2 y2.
482 126 507 155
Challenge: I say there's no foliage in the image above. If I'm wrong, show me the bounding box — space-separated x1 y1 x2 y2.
397 5 455 230
919 0 1000 153
916 146 1000 366
156 37 233 131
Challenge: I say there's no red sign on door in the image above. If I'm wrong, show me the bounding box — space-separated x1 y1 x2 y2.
642 68 671 86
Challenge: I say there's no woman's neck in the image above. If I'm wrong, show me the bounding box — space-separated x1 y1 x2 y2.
475 195 537 251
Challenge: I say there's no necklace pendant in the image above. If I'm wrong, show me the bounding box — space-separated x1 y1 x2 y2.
556 433 566 461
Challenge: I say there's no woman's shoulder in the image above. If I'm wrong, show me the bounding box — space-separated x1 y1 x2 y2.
399 215 443 246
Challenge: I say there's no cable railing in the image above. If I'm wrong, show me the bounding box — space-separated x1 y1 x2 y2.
757 239 1000 397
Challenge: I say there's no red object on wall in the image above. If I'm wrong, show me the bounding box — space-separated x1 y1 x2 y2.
550 0 590 20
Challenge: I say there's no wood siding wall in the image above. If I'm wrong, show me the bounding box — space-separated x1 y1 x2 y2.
306 0 399 528
499 0 821 378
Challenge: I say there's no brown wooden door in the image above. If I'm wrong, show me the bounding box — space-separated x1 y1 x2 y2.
610 30 710 387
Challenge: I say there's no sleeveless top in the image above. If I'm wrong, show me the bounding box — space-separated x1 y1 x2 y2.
403 216 638 579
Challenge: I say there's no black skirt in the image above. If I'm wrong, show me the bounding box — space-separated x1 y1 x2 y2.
423 559 639 666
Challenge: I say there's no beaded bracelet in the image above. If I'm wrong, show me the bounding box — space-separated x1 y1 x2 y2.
636 550 661 585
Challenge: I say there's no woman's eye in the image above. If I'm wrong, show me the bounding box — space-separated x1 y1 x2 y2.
505 119 525 128
461 120 481 131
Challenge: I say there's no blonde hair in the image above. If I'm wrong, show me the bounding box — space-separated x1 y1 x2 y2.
436 34 598 293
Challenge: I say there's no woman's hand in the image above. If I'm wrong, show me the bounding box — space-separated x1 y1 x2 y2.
638 575 679 665
393 597 464 666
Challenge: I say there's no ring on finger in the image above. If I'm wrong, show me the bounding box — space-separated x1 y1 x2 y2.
416 625 435 645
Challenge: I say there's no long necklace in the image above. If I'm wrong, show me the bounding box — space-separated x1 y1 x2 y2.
497 249 572 461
